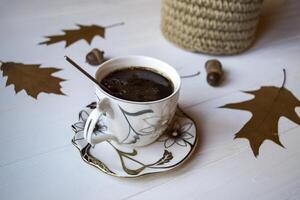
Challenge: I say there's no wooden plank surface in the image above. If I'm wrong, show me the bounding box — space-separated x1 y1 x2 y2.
0 0 299 199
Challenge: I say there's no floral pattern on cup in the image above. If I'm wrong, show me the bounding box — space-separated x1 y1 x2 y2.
140 99 178 140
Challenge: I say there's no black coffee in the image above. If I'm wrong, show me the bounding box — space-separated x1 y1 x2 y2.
100 67 174 102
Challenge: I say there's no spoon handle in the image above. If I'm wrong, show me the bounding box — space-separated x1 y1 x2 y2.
65 56 101 86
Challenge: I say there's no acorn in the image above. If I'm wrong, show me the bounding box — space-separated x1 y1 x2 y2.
205 59 223 87
86 48 104 66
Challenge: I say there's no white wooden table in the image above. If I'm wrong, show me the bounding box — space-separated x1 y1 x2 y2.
1 0 300 199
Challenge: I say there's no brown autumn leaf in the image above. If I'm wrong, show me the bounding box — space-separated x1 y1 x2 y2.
220 70 300 157
0 61 65 99
39 22 124 47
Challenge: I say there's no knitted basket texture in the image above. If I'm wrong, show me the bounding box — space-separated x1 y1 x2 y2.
161 0 264 55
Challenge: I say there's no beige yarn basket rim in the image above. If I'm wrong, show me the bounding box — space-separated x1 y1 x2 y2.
161 0 264 55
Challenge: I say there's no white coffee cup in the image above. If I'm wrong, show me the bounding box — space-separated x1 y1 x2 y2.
83 56 181 147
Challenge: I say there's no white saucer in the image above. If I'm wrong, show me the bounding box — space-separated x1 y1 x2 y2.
72 102 198 178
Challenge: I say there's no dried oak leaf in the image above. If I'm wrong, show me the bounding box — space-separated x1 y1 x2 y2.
0 62 65 99
39 23 124 47
220 71 300 157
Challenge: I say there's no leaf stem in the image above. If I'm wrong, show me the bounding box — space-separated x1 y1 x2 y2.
281 68 286 88
105 22 125 29
180 71 200 79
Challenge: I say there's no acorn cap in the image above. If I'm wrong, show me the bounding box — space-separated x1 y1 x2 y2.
205 59 223 75
86 48 104 66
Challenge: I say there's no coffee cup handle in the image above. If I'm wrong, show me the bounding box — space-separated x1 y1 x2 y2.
83 98 118 145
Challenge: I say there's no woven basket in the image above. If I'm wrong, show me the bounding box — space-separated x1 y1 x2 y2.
161 0 264 55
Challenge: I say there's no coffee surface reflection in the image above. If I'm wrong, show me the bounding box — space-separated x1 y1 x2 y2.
100 67 174 102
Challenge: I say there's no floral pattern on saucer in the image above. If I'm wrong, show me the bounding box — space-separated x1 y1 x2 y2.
158 120 194 148
72 102 198 178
